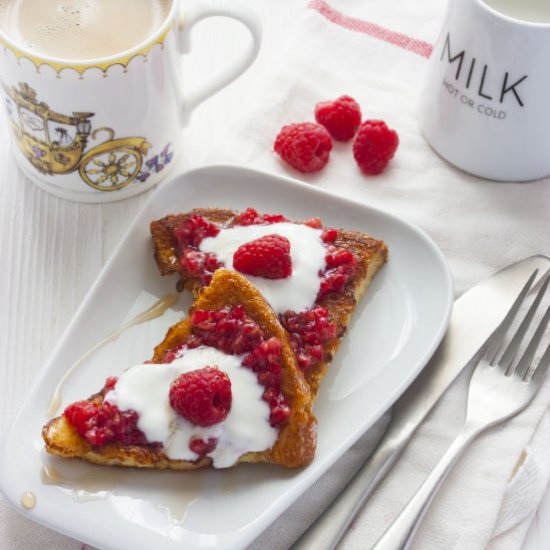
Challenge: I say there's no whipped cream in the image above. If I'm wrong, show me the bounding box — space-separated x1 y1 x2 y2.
199 222 327 314
104 346 277 468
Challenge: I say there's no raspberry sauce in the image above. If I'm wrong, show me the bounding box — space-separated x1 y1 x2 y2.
173 208 357 372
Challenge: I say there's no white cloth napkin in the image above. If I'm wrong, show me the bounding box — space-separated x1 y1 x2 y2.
203 1 550 548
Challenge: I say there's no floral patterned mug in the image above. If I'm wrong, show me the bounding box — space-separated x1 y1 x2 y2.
0 0 262 202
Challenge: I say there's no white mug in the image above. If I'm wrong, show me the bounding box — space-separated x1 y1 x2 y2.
0 0 261 202
418 0 550 181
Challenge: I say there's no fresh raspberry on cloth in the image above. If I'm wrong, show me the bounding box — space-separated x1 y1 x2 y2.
233 234 292 279
353 119 399 175
169 367 232 427
314 95 362 141
274 122 332 173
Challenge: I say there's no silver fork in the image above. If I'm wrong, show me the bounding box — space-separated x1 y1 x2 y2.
372 271 550 550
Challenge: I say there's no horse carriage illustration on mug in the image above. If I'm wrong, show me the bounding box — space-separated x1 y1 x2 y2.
1 82 167 191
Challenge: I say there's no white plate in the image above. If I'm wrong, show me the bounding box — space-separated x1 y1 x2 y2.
0 165 453 550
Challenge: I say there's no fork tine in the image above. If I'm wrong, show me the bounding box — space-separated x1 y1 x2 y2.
516 306 550 380
530 337 550 387
516 302 550 380
484 269 539 365
500 275 550 373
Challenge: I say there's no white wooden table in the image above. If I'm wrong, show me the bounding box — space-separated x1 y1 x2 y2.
0 1 548 548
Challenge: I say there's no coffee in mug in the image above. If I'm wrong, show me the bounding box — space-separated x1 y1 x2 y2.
0 0 172 60
0 0 262 202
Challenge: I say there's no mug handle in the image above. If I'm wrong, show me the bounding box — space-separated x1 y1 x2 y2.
177 0 262 125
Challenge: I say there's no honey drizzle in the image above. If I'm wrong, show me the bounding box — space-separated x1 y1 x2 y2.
41 466 123 501
21 491 36 510
47 294 180 417
41 465 201 523
41 465 64 485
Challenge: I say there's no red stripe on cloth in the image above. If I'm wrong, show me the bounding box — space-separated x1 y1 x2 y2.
308 0 433 59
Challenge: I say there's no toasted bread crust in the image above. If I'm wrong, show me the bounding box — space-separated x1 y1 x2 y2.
43 270 316 469
150 209 388 397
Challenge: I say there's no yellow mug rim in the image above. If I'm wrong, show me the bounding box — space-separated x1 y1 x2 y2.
0 0 177 74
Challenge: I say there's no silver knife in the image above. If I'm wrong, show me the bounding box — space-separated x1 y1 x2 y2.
292 255 550 550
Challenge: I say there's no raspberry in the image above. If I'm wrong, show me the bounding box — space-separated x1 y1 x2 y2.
241 337 290 426
64 400 147 447
281 307 336 371
353 120 399 175
301 217 322 229
314 95 362 142
242 337 283 388
318 246 358 299
233 234 292 279
169 367 232 427
262 386 291 426
274 122 332 173
325 247 355 267
103 376 118 393
181 248 222 285
189 437 218 456
190 305 265 354
174 214 220 248
234 208 288 226
162 346 184 363
321 228 338 244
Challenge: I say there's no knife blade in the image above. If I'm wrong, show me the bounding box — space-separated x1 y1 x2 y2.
292 255 550 550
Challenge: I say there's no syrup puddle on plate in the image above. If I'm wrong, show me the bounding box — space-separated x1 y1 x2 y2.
21 491 36 510
47 294 180 417
42 465 126 502
41 464 203 525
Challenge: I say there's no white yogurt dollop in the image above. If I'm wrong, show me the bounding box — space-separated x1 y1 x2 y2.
105 346 276 468
199 222 327 315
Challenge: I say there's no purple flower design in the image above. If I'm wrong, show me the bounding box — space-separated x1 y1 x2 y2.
136 142 174 183
146 155 159 170
32 146 46 158
136 171 151 183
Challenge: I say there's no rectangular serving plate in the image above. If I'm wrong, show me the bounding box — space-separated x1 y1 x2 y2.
0 165 452 550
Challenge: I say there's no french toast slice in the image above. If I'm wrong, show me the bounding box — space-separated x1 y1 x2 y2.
150 208 388 398
43 269 316 469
